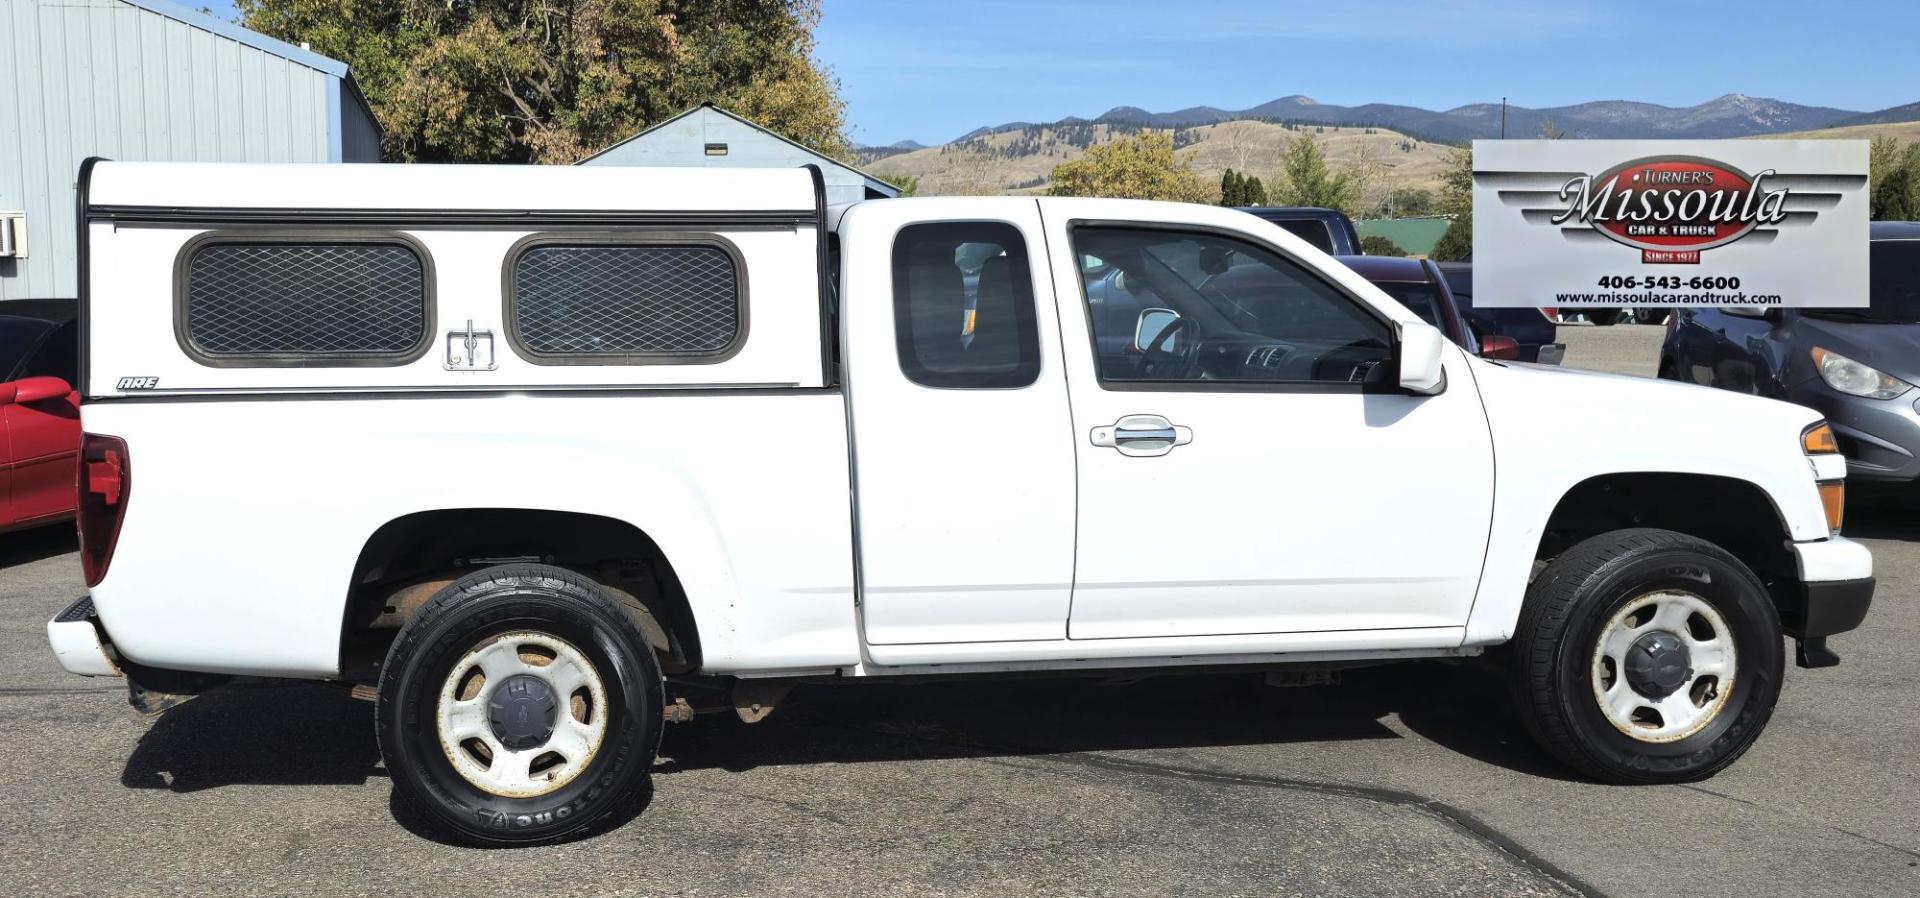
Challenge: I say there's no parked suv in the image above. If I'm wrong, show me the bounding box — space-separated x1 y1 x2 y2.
50 161 1873 846
1660 222 1920 481
1339 255 1517 359
1436 262 1565 365
1236 206 1361 255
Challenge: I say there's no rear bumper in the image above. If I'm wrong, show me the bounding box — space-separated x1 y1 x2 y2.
46 596 121 677
1783 537 1876 640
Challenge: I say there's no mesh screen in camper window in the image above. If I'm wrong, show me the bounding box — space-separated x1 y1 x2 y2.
508 242 743 362
182 240 429 363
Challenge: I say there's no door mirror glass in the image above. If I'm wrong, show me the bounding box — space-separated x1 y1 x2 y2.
1134 308 1181 353
10 375 71 403
1398 321 1448 394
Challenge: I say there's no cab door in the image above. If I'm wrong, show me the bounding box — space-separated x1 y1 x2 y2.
842 199 1078 648
1039 202 1495 640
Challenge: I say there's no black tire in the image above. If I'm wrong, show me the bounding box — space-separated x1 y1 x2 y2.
377 564 663 846
1586 308 1624 326
1508 528 1784 783
1635 308 1670 326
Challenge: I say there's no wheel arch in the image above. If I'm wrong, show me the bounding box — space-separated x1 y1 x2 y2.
340 508 708 676
1532 472 1799 624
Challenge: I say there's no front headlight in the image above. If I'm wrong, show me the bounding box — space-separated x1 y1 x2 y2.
1811 347 1913 399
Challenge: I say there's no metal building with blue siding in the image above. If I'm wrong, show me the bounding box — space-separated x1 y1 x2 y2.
0 0 382 299
581 104 897 208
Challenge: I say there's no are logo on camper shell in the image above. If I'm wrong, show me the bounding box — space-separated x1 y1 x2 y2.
1551 156 1790 255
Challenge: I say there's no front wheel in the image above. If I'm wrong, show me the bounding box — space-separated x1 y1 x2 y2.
377 564 663 845
1508 528 1784 783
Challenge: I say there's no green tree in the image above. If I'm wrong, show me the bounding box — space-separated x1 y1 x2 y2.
1431 216 1472 262
1359 234 1407 256
1387 186 1435 216
1220 169 1243 205
236 0 850 164
1438 146 1473 217
1243 175 1268 206
880 173 919 197
1868 138 1920 220
1273 133 1357 212
1427 146 1475 261
1872 163 1913 221
1046 132 1215 203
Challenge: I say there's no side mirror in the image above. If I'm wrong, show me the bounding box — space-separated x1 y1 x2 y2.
10 376 72 403
1398 321 1448 395
1478 334 1520 361
1134 308 1181 352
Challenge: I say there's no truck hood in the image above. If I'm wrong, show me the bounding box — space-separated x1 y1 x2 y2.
1474 356 1820 462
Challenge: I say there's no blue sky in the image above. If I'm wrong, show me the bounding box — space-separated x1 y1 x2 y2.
204 0 1920 147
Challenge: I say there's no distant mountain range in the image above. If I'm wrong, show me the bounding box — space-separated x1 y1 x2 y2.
1833 100 1920 128
859 93 1920 155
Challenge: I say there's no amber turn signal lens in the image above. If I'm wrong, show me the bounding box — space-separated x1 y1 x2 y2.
1818 481 1845 533
1803 422 1839 455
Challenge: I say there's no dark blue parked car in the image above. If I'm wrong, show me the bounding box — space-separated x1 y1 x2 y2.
1660 222 1920 482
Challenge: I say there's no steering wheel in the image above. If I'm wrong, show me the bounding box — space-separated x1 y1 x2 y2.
1311 336 1392 382
1135 316 1200 379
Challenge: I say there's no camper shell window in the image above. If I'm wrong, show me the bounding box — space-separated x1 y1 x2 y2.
504 235 748 365
176 232 434 367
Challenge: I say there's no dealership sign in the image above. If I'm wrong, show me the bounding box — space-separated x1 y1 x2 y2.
1472 140 1868 307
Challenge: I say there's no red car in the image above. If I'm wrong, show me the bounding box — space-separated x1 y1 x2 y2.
1334 255 1520 360
0 299 80 532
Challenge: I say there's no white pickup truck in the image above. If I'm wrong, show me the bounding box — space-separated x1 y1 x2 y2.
48 160 1874 845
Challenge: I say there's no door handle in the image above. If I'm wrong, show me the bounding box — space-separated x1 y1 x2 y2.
1091 414 1193 458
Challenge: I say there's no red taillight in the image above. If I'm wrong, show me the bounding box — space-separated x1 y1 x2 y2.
78 433 129 587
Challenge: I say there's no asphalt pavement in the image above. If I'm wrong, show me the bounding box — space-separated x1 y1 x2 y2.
1 323 1914 897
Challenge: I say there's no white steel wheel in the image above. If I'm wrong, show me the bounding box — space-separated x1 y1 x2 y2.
1590 591 1737 743
436 630 609 798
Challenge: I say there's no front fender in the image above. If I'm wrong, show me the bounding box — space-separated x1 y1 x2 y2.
1463 361 1829 645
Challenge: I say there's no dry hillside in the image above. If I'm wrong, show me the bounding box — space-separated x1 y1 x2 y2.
1746 120 1920 142
863 119 1455 202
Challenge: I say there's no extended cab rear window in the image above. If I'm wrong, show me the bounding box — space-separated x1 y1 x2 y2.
1270 219 1335 254
891 222 1041 389
505 237 746 365
178 233 432 367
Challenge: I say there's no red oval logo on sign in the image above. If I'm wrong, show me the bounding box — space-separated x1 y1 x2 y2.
1553 156 1788 254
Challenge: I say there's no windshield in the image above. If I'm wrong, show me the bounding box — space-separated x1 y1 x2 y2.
1805 241 1920 323
0 317 52 380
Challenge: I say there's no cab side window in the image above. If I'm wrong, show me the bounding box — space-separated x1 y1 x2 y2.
1072 226 1392 386
892 222 1040 389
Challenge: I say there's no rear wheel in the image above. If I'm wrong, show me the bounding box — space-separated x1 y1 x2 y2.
1586 308 1624 326
1509 529 1783 783
377 564 663 845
